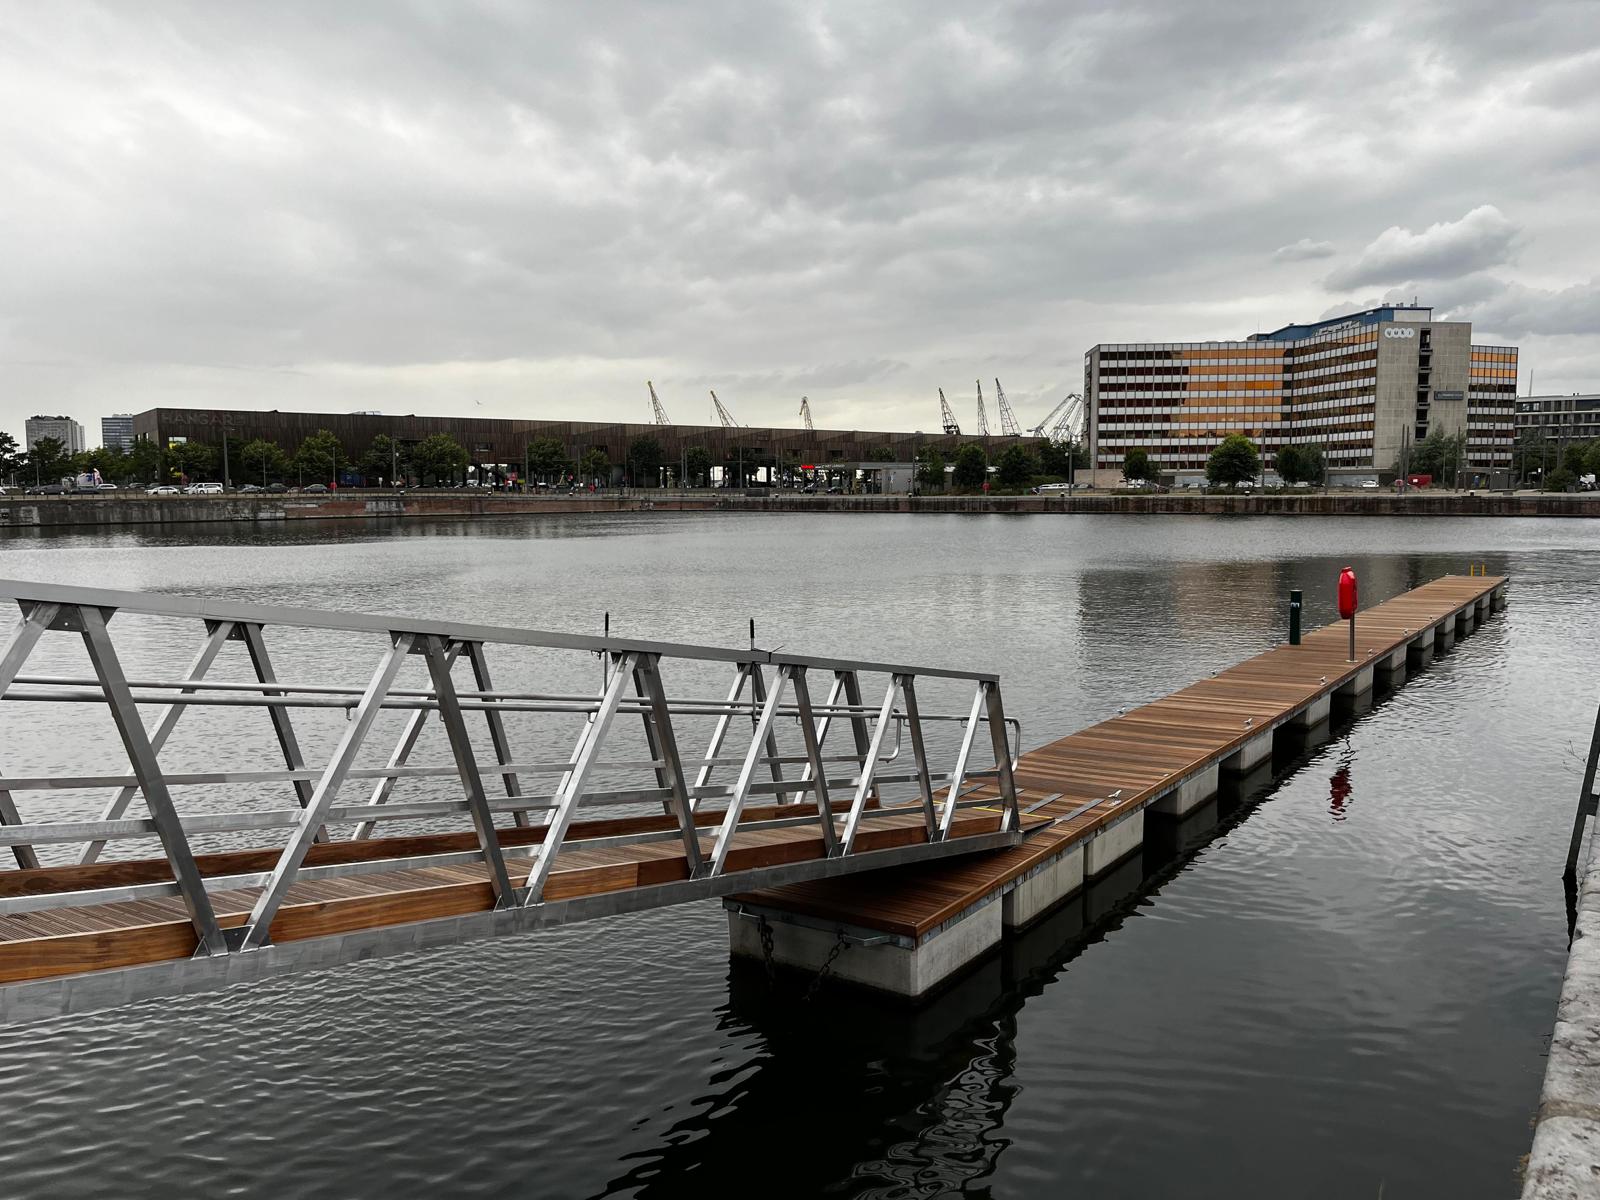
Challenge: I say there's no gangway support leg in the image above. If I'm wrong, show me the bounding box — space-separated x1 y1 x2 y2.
0 601 60 869
633 653 704 873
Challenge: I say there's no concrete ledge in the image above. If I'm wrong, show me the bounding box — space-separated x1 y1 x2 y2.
1290 693 1332 728
1379 646 1407 675
1437 620 1456 649
1150 763 1220 817
1223 729 1274 774
1523 822 1600 1197
1002 846 1085 929
1336 665 1375 699
1085 808 1145 877
727 898 1001 998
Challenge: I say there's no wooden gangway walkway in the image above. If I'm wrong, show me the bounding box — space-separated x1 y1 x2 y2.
730 573 1507 986
0 574 1505 1018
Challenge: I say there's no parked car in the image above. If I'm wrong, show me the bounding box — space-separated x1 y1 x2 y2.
185 482 223 495
238 483 263 494
146 485 180 496
1360 480 1380 490
303 483 329 494
1290 480 1312 489
266 482 288 494
96 482 118 491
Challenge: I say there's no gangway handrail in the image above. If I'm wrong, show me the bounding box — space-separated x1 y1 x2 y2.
0 578 1024 965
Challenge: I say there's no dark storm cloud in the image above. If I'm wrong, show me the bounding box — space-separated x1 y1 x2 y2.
1 0 1598 441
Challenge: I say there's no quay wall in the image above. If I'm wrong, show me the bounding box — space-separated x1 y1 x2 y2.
2 490 1598 530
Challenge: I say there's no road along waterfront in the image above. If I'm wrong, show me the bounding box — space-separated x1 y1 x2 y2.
0 512 1590 1198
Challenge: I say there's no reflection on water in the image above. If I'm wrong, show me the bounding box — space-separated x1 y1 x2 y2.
0 513 1590 1198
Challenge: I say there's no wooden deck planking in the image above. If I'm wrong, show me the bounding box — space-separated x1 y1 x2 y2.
735 574 1505 938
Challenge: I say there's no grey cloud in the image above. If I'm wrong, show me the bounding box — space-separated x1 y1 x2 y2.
0 0 1598 441
1323 206 1523 291
1273 239 1336 263
1439 277 1600 338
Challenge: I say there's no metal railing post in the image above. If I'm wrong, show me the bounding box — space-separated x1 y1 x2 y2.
422 635 516 907
466 640 530 828
632 653 705 874
238 631 416 950
523 652 634 902
351 640 465 840
983 681 1021 832
239 621 327 844
838 670 875 804
939 686 988 838
0 601 60 869
898 674 938 840
747 663 790 803
690 663 752 812
78 618 235 864
77 605 229 955
838 677 902 856
787 666 838 855
709 665 792 874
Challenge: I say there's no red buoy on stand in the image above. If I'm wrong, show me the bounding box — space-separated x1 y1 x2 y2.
1338 567 1358 661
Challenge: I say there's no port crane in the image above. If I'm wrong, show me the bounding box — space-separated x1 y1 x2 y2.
799 396 813 431
647 381 671 425
1030 393 1086 443
976 380 991 437
939 388 961 435
710 390 740 428
994 379 1022 437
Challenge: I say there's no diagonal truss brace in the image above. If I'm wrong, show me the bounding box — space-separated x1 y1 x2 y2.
236 631 416 950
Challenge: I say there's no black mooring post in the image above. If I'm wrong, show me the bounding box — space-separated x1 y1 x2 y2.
1289 589 1302 645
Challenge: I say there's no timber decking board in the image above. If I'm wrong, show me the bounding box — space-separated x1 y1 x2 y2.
735 574 1505 937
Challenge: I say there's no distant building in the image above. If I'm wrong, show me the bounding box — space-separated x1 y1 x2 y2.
1085 305 1519 485
101 413 136 453
1516 394 1600 445
24 414 86 455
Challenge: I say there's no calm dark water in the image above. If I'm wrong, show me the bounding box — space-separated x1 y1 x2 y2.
0 512 1591 1198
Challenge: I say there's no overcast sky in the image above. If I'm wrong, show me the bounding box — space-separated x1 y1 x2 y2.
2 1 1597 445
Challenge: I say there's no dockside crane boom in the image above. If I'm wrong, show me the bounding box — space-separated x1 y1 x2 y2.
995 378 1022 437
976 380 991 437
710 390 740 428
1029 393 1086 443
799 396 814 431
939 388 961 435
647 381 671 425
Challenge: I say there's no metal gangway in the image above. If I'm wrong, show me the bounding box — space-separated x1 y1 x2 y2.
0 579 1038 1017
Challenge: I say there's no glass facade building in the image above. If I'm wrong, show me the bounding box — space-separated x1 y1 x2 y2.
1085 306 1518 482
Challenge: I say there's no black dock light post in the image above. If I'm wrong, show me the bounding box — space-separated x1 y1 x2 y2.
1289 589 1302 645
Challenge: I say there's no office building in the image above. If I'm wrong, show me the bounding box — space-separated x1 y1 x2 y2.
1516 394 1600 445
100 413 136 453
1085 305 1518 485
23 415 86 455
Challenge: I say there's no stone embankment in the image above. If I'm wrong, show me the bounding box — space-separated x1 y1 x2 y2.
2 489 1597 529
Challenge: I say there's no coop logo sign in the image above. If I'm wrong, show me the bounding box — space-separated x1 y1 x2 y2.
1383 327 1417 339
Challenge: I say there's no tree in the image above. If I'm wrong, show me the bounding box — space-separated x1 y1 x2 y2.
1562 443 1589 477
1122 447 1150 483
81 447 127 484
29 436 70 484
0 432 22 483
410 433 470 486
627 435 663 485
917 448 946 491
1546 467 1576 493
359 434 404 486
951 443 988 489
868 446 896 462
1206 433 1260 488
1298 443 1326 485
579 447 610 483
166 439 216 482
1038 439 1074 478
240 438 290 485
684 446 712 487
1275 444 1305 485
1585 441 1600 480
293 430 340 485
995 444 1038 489
127 438 164 484
527 437 568 483
1410 429 1466 483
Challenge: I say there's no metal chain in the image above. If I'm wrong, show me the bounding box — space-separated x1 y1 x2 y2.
758 915 777 985
803 932 850 1003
